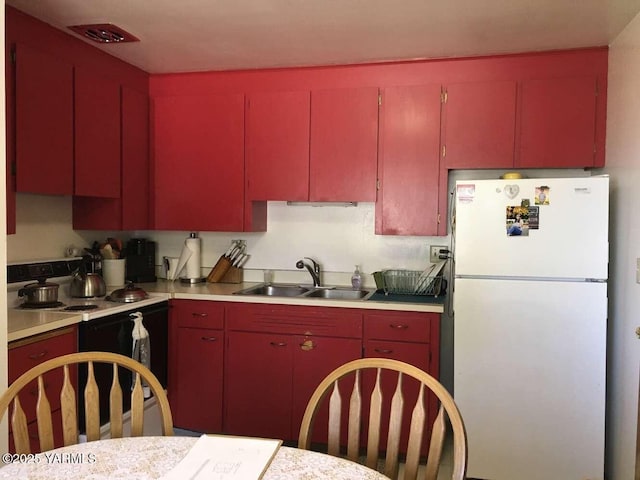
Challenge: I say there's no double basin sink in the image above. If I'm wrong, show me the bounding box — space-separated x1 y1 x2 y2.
234 283 375 301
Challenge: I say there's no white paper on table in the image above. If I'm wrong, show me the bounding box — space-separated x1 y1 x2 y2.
160 434 282 480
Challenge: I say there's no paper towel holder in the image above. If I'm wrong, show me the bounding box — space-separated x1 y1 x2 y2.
179 232 206 285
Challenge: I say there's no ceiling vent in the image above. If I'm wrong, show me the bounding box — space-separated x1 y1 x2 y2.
68 24 139 43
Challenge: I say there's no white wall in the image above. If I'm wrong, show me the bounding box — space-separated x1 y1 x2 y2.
7 194 89 262
603 11 640 478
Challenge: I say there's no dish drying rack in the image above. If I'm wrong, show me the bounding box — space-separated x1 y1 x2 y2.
376 261 447 297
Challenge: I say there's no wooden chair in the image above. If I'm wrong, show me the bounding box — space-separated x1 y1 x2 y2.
0 351 174 454
298 358 467 480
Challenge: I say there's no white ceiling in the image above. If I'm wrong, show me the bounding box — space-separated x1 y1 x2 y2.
7 0 640 74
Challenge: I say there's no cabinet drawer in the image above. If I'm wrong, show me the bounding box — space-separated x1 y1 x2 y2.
172 300 224 329
226 303 362 338
364 311 436 343
8 327 77 425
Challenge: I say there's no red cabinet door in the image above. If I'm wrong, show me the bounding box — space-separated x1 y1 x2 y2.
121 86 150 229
442 81 517 169
245 90 310 201
15 43 73 195
73 86 150 230
153 93 245 231
74 67 121 198
518 76 598 168
172 327 224 432
376 84 442 236
309 88 379 201
224 331 293 440
292 335 362 444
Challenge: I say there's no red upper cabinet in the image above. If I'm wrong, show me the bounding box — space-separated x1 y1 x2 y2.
245 90 310 201
376 84 442 236
15 43 73 195
73 86 151 230
518 76 598 168
121 86 150 229
309 87 379 202
75 67 121 198
442 81 517 169
153 93 245 231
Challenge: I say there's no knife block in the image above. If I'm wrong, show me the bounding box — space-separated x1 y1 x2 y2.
206 256 232 283
218 266 243 284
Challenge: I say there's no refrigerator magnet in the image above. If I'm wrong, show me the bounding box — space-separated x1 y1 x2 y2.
527 206 539 229
457 184 475 203
535 186 550 205
506 205 530 236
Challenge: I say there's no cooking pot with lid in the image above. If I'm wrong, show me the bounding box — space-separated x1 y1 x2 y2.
107 283 149 303
18 279 59 305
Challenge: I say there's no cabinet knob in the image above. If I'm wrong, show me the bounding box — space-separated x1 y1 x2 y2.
299 339 316 351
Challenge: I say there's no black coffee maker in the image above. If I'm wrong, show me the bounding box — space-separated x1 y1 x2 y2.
125 238 157 283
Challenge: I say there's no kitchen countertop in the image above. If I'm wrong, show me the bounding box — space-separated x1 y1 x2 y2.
8 280 445 342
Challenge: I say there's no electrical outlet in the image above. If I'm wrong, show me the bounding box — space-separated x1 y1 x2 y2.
430 245 447 263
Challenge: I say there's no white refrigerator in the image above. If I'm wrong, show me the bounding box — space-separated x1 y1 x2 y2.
453 176 608 480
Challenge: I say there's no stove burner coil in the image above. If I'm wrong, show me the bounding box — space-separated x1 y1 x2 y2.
19 301 65 309
64 304 99 311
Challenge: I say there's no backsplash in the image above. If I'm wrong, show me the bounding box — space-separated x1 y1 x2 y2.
7 195 442 285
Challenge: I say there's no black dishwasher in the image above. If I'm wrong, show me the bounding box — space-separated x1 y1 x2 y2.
77 301 169 431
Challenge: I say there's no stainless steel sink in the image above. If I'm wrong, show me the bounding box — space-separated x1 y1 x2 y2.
304 288 373 300
233 284 311 297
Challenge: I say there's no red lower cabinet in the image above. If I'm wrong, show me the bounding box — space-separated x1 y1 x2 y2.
169 300 224 432
223 303 363 442
363 311 440 456
8 326 78 453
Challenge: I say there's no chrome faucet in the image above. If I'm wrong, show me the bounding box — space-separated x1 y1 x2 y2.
296 257 322 287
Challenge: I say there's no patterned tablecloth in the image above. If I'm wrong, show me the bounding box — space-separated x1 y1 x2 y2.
0 436 390 480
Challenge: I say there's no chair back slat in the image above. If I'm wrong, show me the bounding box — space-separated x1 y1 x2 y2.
130 373 144 437
298 358 467 480
346 370 362 462
35 376 54 452
11 396 30 454
383 372 404 479
365 368 383 469
60 365 78 447
424 405 446 480
84 361 101 441
327 380 342 456
403 384 426 480
0 352 174 454
109 363 123 438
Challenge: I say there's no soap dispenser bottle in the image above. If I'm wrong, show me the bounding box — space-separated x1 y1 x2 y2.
351 265 362 289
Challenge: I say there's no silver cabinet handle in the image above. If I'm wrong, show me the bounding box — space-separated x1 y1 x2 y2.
192 312 208 317
270 342 287 347
28 350 48 360
374 348 393 354
389 324 409 330
201 336 217 342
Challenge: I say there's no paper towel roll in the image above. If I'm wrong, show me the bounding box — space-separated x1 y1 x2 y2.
175 233 202 280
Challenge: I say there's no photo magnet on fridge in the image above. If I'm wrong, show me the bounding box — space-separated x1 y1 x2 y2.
506 205 530 236
535 186 550 205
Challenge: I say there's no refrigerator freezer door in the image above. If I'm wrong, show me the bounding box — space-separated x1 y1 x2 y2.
453 278 606 480
454 176 609 279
